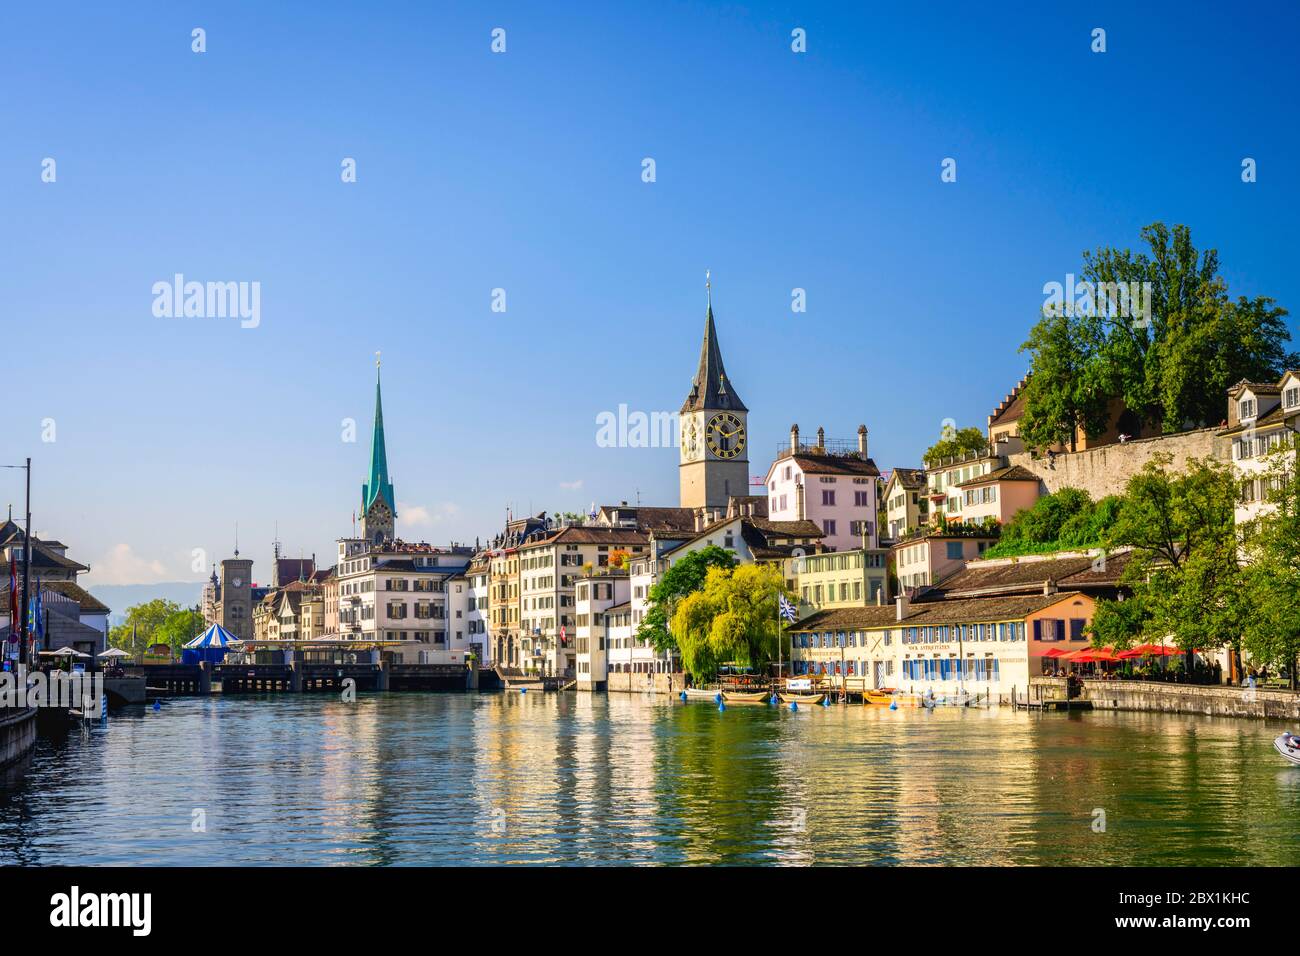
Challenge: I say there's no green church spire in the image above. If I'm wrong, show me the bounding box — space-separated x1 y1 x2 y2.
361 353 395 518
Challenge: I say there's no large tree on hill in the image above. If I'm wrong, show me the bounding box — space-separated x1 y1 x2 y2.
1018 223 1295 450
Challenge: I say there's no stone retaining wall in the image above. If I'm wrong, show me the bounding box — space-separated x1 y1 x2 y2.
605 672 684 696
1008 428 1227 499
1082 679 1300 720
0 707 37 768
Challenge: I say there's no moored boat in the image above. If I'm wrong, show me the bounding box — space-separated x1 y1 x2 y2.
683 687 721 701
1275 732 1300 766
864 689 894 705
722 690 770 704
779 693 824 705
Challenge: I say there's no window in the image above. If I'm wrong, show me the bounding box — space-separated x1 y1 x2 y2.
823 519 837 536
822 490 836 506
1287 386 1300 409
946 542 963 560
854 491 870 507
1240 398 1256 420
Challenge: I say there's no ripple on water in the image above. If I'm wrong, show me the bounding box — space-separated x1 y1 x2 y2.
1 694 1297 865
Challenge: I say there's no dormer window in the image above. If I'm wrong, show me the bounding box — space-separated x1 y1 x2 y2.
1240 398 1256 420
1286 386 1299 409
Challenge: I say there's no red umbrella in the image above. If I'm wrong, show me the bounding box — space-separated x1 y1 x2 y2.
1041 647 1072 659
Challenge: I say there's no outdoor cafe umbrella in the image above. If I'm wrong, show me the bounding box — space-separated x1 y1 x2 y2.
39 646 90 659
1041 647 1072 659
97 648 130 659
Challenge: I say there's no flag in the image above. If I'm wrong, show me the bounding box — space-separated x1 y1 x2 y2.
778 593 797 623
7 555 16 644
29 578 43 642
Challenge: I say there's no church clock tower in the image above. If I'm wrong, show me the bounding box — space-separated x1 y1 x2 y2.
360 355 396 545
679 277 749 510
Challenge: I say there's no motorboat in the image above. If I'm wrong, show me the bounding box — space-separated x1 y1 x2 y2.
1274 732 1300 766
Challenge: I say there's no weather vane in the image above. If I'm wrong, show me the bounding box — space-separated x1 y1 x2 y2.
375 350 381 369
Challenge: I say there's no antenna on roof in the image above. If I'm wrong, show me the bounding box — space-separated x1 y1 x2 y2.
234 522 239 557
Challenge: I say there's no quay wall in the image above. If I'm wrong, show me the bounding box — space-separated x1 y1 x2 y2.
1082 679 1300 720
605 672 683 696
0 707 37 768
1008 428 1227 500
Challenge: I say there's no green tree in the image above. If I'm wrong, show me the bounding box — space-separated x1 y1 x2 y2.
108 599 206 658
670 564 790 682
154 605 205 655
637 545 737 653
1019 223 1295 448
922 425 988 466
1107 455 1245 656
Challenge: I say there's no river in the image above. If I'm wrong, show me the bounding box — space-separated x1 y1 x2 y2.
1 692 1296 865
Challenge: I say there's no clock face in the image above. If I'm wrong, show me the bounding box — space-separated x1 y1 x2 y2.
233 577 243 588
680 418 701 461
706 412 746 460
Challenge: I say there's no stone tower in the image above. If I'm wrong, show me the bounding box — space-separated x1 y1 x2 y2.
219 556 254 640
360 356 396 545
679 283 749 510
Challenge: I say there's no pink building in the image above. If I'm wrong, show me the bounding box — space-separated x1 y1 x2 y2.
764 425 880 552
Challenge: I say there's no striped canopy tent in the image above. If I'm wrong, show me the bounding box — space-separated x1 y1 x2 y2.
181 623 241 665
183 624 242 649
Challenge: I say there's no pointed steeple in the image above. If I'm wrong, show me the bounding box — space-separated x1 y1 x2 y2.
681 274 747 413
362 353 396 517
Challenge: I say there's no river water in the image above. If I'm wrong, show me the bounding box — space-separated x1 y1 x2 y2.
2 692 1297 865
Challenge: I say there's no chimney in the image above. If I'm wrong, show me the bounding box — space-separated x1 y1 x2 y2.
1043 579 1058 596
895 594 909 621
790 424 800 454
816 427 825 450
858 424 868 459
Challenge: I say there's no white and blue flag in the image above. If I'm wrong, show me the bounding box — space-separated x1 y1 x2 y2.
778 593 797 623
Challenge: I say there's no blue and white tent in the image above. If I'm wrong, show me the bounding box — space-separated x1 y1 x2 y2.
181 623 242 664
183 624 241 649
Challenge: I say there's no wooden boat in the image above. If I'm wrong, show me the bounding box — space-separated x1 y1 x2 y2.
779 692 824 705
683 687 721 701
863 691 894 705
721 690 770 704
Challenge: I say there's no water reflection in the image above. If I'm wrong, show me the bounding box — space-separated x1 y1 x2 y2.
1 694 1297 866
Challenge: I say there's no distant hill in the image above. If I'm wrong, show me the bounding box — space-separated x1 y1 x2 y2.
87 581 206 625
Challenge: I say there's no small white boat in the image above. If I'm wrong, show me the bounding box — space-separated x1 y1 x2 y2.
1275 732 1300 766
683 687 721 701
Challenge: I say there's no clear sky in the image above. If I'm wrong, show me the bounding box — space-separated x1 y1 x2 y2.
2 1 1298 588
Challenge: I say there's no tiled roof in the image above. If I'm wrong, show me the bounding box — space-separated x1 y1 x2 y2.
789 454 880 478
927 551 1130 597
953 464 1041 488
904 591 1090 625
43 580 110 614
887 467 926 490
788 606 901 632
526 526 651 548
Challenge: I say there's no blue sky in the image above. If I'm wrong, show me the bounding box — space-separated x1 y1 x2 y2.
2 1 1297 588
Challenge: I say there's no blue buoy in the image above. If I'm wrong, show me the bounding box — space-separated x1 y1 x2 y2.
153 700 161 711
822 696 831 707
889 701 898 711
790 701 798 711
718 702 726 712
520 688 527 694
680 691 687 701
769 694 778 705
714 693 722 704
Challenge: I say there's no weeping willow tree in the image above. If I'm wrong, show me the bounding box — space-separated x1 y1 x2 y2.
670 564 791 682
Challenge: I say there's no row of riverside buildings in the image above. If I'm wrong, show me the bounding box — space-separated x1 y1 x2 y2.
195 289 1299 698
